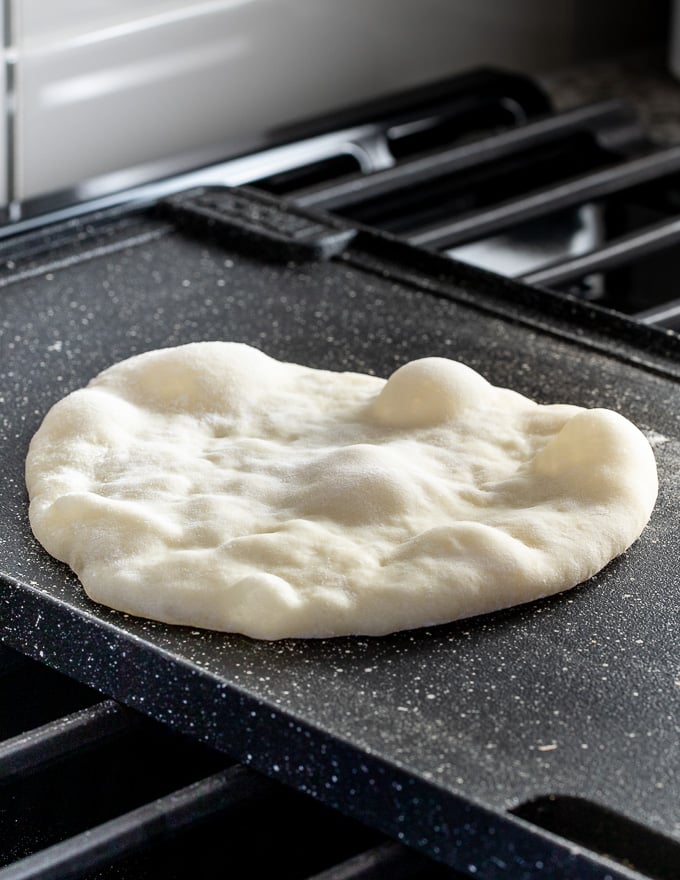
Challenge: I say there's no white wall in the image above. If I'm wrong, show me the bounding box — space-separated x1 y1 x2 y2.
5 0 672 205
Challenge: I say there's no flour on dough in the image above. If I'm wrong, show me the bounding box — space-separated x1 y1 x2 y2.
25 342 658 639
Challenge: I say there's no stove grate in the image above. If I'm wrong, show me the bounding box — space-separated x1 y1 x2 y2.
0 647 461 880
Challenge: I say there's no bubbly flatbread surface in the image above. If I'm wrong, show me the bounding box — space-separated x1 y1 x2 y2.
25 342 658 639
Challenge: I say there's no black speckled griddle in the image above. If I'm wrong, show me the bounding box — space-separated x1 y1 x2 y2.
1 188 679 880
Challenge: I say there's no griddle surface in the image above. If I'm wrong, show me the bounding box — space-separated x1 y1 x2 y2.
1 198 678 880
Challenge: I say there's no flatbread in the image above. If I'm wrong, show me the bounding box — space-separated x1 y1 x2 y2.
25 342 658 639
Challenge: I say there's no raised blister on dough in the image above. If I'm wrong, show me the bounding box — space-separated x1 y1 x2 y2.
26 342 658 639
371 357 490 427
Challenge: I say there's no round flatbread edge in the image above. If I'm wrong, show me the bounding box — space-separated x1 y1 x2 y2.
25 342 659 639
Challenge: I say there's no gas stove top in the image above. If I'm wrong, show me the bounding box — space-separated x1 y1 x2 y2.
1 68 679 880
10 65 680 332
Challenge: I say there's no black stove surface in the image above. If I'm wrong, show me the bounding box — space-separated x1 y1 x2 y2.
1 70 680 880
0 186 678 880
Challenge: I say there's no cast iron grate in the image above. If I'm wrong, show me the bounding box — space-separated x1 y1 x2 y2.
0 646 464 880
256 84 680 333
